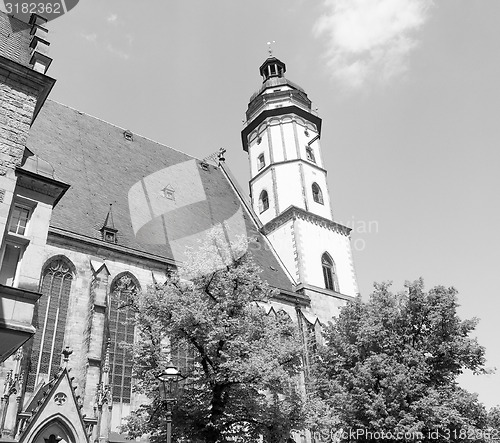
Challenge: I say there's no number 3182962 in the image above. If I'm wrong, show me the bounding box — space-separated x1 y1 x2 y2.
5 3 61 14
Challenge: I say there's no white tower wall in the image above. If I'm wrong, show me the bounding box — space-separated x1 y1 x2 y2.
242 55 359 308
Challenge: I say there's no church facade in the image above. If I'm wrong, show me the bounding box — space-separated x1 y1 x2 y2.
0 12 358 443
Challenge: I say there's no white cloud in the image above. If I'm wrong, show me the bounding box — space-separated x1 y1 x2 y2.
82 33 98 43
313 0 432 88
106 44 130 60
107 13 118 24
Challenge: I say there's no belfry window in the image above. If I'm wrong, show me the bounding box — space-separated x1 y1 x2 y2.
259 190 269 213
306 147 316 163
322 253 338 292
258 154 265 170
312 183 323 204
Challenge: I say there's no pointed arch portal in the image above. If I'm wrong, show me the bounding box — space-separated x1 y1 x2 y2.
31 418 76 443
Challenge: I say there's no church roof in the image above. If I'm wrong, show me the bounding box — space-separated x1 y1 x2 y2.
27 100 294 291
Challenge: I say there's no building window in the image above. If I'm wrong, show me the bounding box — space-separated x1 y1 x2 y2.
109 273 139 404
259 190 269 213
306 146 316 163
258 154 265 170
9 205 30 235
312 183 323 204
322 253 338 292
26 257 74 392
0 243 23 286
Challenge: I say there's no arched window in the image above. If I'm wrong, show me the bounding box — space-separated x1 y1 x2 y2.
312 183 323 204
322 253 338 292
259 190 269 213
26 257 75 391
109 272 140 404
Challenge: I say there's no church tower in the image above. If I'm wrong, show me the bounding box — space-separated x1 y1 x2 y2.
241 55 358 319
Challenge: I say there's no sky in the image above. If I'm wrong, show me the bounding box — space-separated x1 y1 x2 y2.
5 0 500 408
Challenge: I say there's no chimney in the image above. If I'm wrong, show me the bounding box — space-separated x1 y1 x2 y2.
28 14 52 74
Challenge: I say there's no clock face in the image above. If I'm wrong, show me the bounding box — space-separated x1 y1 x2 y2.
105 232 115 242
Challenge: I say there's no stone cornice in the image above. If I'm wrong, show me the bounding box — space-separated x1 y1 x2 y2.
15 167 70 206
48 226 178 270
295 282 355 302
261 206 351 237
249 158 327 185
0 54 56 124
241 105 322 152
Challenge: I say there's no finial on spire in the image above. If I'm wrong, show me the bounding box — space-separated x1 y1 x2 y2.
267 40 276 57
103 338 111 373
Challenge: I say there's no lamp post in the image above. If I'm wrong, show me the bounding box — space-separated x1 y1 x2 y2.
157 363 181 443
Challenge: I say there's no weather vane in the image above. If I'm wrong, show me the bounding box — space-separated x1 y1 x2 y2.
267 40 276 56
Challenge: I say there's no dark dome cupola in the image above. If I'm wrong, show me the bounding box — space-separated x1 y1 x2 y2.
259 57 286 81
242 55 322 151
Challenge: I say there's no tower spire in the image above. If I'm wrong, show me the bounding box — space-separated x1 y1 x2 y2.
267 40 276 57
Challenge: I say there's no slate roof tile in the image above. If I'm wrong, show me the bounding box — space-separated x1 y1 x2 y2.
27 100 293 291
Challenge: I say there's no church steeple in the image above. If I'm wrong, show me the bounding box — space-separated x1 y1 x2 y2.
241 55 331 224
241 54 359 299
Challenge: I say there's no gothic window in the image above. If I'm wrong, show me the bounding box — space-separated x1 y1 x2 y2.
109 273 139 404
306 146 316 163
26 257 74 391
322 253 338 292
257 153 265 170
258 190 269 213
312 183 323 204
171 339 196 376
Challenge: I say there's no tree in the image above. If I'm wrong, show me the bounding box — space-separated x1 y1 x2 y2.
312 279 490 442
121 229 306 443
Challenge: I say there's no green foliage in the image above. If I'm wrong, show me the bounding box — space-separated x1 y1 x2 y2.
313 279 490 442
121 230 305 443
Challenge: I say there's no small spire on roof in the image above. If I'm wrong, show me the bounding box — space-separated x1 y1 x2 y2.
100 204 118 243
102 204 115 230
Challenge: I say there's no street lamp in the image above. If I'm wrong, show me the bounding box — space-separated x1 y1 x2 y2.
157 363 181 443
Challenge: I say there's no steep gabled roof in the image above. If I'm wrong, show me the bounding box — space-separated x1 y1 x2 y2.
18 369 89 443
27 100 294 291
